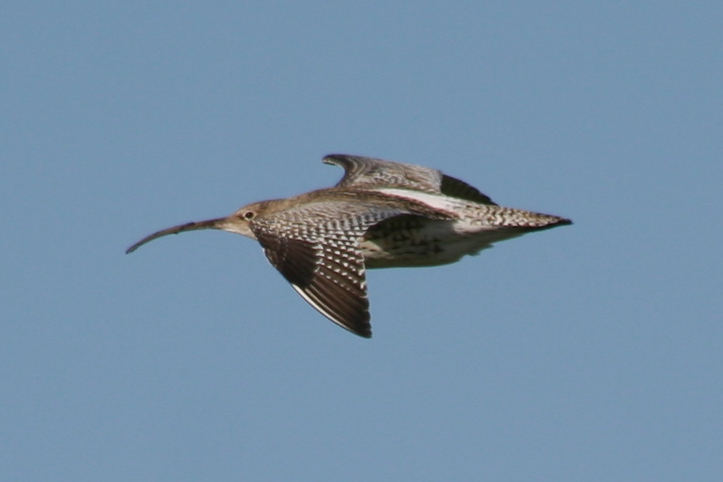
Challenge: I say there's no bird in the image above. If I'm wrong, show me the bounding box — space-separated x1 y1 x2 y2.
127 154 571 338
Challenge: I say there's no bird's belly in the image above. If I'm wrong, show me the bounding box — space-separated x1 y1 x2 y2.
360 217 524 269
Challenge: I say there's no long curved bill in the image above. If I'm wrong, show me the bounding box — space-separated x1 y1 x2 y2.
126 217 228 254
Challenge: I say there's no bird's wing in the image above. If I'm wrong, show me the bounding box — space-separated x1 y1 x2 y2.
323 154 496 205
252 202 413 338
439 174 497 205
323 154 442 191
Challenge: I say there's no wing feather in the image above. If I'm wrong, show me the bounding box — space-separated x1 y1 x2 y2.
323 154 496 205
253 201 412 338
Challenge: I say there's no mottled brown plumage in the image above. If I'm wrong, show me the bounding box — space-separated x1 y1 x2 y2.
127 154 571 338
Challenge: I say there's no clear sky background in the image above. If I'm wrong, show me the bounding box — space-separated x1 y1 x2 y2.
2 2 722 481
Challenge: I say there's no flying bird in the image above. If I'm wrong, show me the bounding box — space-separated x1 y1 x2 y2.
127 154 571 338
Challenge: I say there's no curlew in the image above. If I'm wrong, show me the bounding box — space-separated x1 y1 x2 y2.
127 154 571 338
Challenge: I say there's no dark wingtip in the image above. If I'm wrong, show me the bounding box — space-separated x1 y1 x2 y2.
334 314 372 339
349 316 373 339
322 154 354 168
336 319 372 339
356 328 372 339
322 154 343 164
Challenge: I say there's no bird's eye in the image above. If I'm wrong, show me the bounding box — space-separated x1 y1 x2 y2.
243 211 255 220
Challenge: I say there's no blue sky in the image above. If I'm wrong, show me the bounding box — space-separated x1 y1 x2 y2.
2 2 722 481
